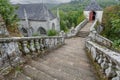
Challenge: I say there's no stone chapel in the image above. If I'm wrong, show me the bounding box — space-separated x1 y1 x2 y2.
16 3 60 36
84 0 103 23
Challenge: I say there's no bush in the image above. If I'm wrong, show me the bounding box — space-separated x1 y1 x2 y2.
112 39 120 50
0 0 19 28
102 5 120 50
47 30 58 36
32 33 40 36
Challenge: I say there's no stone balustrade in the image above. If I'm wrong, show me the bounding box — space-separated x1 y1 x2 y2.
86 20 120 80
88 20 113 48
0 36 65 75
89 31 113 48
86 41 120 80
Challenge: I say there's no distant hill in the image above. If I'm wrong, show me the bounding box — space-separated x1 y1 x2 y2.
10 0 71 4
52 0 118 12
45 3 58 9
52 0 89 12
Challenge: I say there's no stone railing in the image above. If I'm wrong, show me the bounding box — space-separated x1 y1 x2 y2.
86 41 120 80
85 20 120 79
60 19 88 38
88 20 113 48
0 36 64 75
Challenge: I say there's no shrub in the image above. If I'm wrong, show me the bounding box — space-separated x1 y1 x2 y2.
47 29 58 36
0 0 19 28
102 5 120 50
32 33 40 36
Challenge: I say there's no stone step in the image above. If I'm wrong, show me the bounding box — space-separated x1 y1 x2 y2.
4 71 32 80
39 57 94 80
77 31 89 38
23 65 57 80
45 53 90 69
14 72 32 80
45 50 88 64
43 56 92 74
29 60 76 80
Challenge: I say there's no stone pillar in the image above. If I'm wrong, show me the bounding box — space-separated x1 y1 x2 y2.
0 15 23 73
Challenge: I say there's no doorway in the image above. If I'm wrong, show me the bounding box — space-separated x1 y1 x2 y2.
89 11 96 21
38 27 46 35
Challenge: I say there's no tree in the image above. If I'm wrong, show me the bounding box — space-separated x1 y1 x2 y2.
0 0 19 28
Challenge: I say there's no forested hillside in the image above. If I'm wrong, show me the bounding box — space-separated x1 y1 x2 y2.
51 0 119 32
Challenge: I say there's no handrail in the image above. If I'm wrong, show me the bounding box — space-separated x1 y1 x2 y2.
0 36 63 43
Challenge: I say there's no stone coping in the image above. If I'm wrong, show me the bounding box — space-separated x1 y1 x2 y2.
0 36 63 43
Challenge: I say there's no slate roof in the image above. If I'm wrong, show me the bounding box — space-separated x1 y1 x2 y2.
16 4 56 21
84 0 102 11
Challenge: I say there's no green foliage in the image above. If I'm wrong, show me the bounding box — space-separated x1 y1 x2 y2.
113 40 120 48
54 0 89 12
32 33 40 36
51 0 89 32
0 0 19 28
97 0 119 8
102 5 120 49
53 9 85 32
47 29 58 36
15 66 23 72
77 13 85 25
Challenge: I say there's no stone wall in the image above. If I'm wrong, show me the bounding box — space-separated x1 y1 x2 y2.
19 17 60 36
86 20 120 80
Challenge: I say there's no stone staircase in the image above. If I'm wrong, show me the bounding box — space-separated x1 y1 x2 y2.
77 22 92 38
77 31 89 38
3 22 97 80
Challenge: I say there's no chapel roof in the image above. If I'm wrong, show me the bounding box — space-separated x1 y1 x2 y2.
16 3 56 21
84 0 103 11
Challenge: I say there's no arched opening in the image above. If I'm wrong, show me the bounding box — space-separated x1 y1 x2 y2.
21 27 27 33
89 11 96 21
21 27 28 37
38 27 46 35
52 23 55 30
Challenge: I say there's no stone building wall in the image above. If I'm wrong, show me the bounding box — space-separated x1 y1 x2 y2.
18 17 60 36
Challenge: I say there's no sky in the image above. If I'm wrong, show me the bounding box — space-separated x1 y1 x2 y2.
10 0 71 4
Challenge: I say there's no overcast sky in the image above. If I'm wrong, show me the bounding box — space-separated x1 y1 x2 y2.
10 0 71 4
